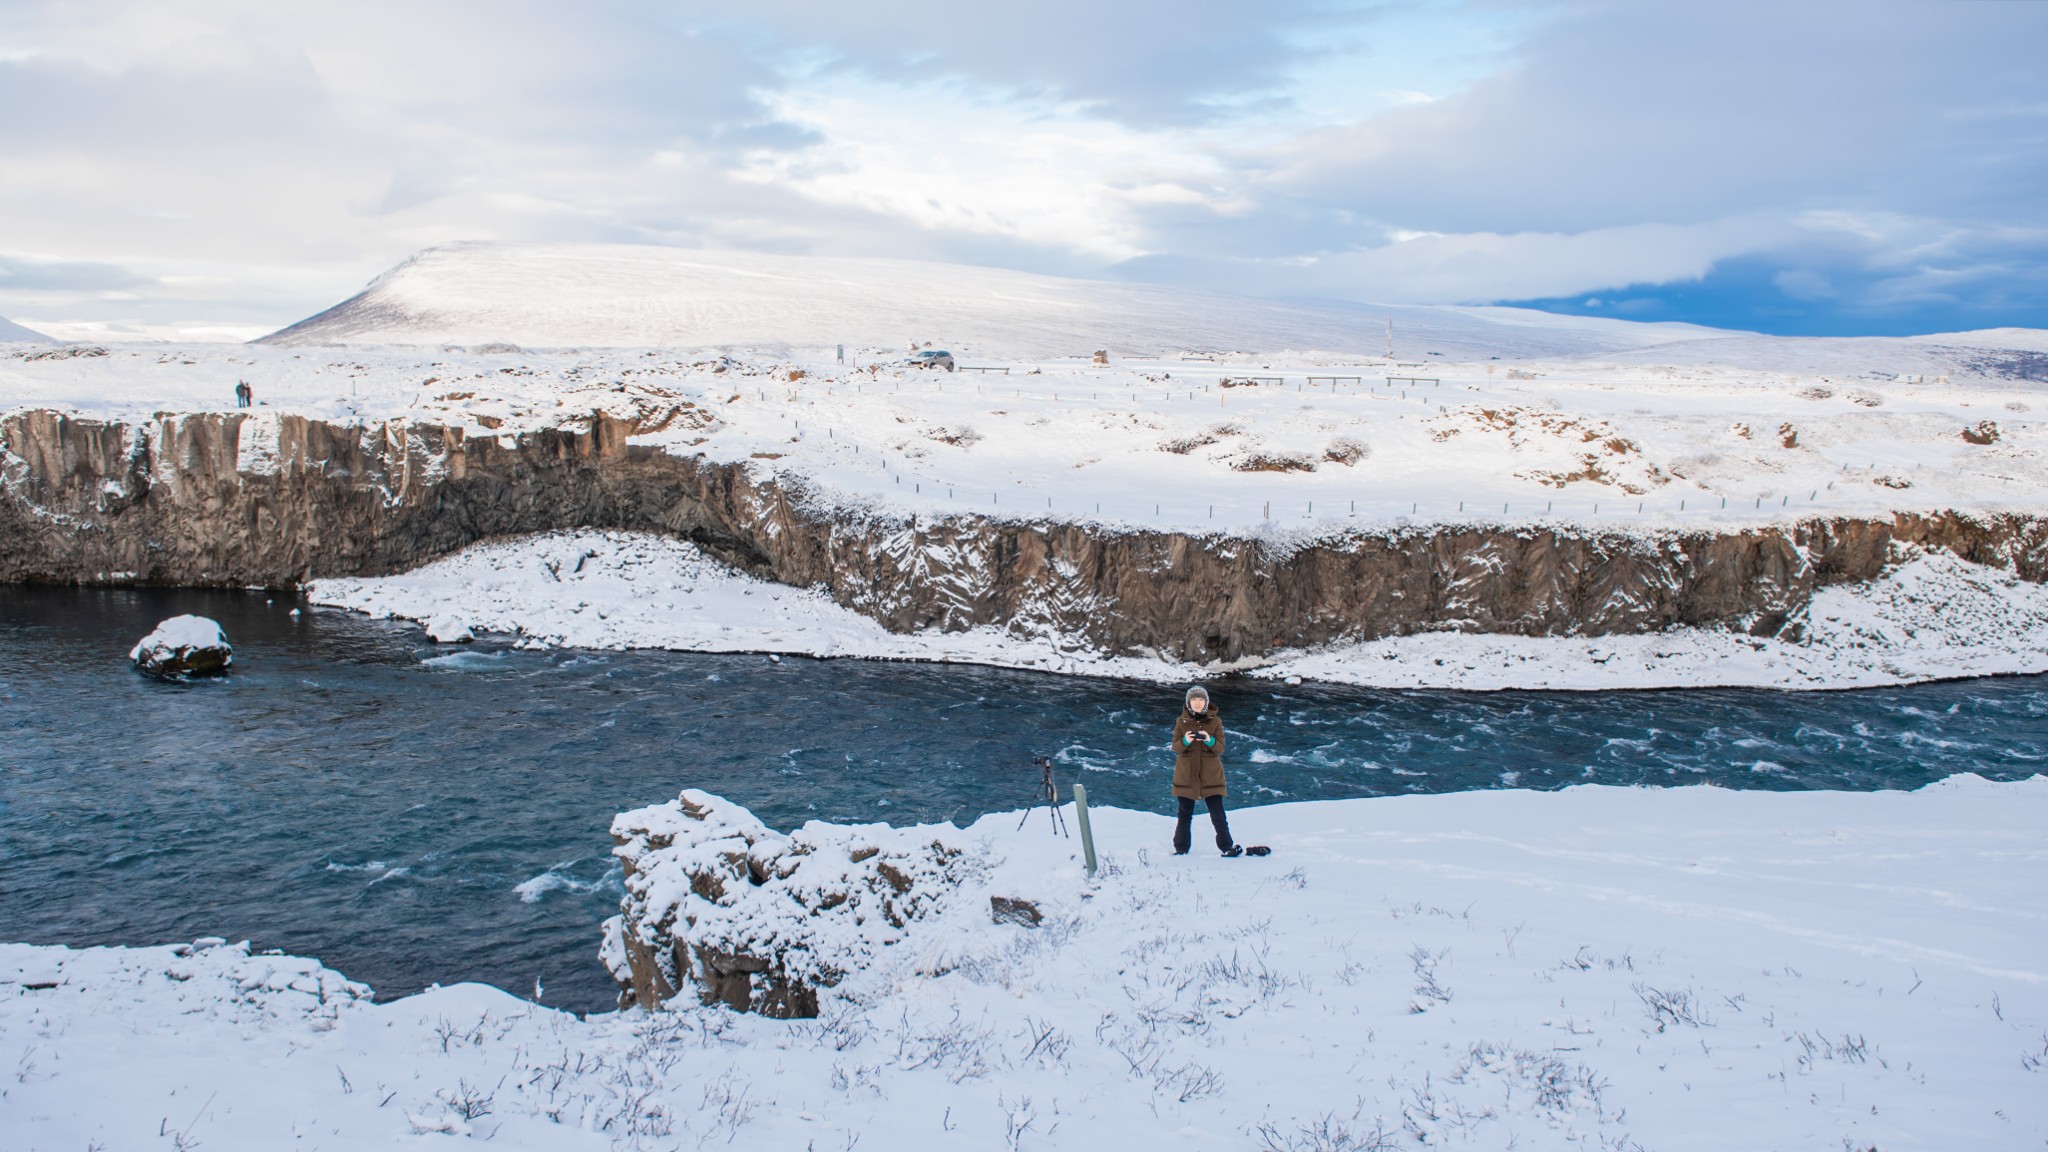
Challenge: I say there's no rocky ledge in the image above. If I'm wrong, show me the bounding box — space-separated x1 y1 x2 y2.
6 408 2048 661
602 791 982 1016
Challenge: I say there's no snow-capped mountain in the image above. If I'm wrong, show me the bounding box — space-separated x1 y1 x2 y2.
0 316 54 343
256 242 1733 359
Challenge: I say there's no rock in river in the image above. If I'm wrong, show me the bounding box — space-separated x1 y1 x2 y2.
130 615 233 678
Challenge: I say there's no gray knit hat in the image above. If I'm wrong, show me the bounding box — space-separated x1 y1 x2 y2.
1184 685 1210 708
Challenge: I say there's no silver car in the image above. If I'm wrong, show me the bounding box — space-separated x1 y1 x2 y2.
906 349 956 372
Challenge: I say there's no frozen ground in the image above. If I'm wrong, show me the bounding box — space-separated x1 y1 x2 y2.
4 775 2043 1151
309 528 2048 690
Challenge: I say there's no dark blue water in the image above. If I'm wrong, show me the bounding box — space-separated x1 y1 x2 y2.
3 587 2043 1013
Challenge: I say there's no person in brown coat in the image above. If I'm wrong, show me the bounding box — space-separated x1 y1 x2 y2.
1172 685 1241 856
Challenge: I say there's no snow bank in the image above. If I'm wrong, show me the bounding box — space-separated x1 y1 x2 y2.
310 528 2048 691
128 614 232 677
307 529 1180 680
5 777 2044 1150
1264 547 2048 690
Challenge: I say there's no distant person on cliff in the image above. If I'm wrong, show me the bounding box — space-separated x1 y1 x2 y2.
1172 686 1268 857
234 380 251 409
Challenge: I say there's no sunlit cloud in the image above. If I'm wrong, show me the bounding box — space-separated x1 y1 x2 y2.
0 0 2040 338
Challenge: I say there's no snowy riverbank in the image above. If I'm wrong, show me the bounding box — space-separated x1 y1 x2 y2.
309 527 2048 690
5 775 2043 1150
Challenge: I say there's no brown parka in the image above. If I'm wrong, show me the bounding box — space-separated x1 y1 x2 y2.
1171 708 1226 799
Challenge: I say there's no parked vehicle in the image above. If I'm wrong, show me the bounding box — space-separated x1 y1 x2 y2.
906 349 956 372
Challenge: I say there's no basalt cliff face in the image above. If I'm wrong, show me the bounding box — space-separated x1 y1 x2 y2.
5 408 2045 662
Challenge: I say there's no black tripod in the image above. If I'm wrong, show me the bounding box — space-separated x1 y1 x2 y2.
1017 756 1070 837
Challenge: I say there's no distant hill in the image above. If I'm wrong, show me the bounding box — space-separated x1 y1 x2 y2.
0 316 54 343
254 243 1732 360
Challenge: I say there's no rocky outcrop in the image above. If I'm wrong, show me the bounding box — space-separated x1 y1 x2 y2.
602 790 973 1016
6 407 2048 661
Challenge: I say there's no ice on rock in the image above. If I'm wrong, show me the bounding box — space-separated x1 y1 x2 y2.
129 614 233 677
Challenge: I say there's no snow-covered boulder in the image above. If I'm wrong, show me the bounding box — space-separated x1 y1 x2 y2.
129 615 233 677
604 789 979 1017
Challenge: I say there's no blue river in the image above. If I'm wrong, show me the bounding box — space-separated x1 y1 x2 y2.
2 587 2040 1012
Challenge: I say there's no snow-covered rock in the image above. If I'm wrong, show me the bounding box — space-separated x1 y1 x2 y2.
606 789 981 1016
129 614 232 677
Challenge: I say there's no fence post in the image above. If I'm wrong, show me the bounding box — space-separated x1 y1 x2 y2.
1073 784 1098 876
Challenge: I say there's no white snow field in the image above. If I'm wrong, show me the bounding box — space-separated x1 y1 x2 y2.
309 528 2048 690
4 776 2043 1151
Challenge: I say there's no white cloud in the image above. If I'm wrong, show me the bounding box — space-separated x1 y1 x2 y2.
735 79 1247 262
1117 216 1798 304
0 0 2040 336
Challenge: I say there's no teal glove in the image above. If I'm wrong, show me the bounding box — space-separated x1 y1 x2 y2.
1202 733 1216 748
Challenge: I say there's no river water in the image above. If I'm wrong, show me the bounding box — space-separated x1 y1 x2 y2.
3 587 2042 1013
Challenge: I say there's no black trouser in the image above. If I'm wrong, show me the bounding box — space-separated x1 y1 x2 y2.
1173 795 1233 854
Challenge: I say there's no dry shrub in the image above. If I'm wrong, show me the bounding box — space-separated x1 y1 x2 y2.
928 425 982 447
1233 451 1317 473
1324 437 1369 466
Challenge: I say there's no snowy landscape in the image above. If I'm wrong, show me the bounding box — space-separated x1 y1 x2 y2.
5 247 2048 1149
7 3 2048 1143
6 776 2042 1150
8 244 2048 688
4 0 2048 1139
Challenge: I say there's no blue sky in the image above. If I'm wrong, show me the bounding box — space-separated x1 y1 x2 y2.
0 0 2043 339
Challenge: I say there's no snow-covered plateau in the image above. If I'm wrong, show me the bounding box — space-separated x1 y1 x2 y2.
5 776 2043 1151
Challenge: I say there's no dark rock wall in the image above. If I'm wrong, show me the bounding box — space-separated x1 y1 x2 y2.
6 409 2044 661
